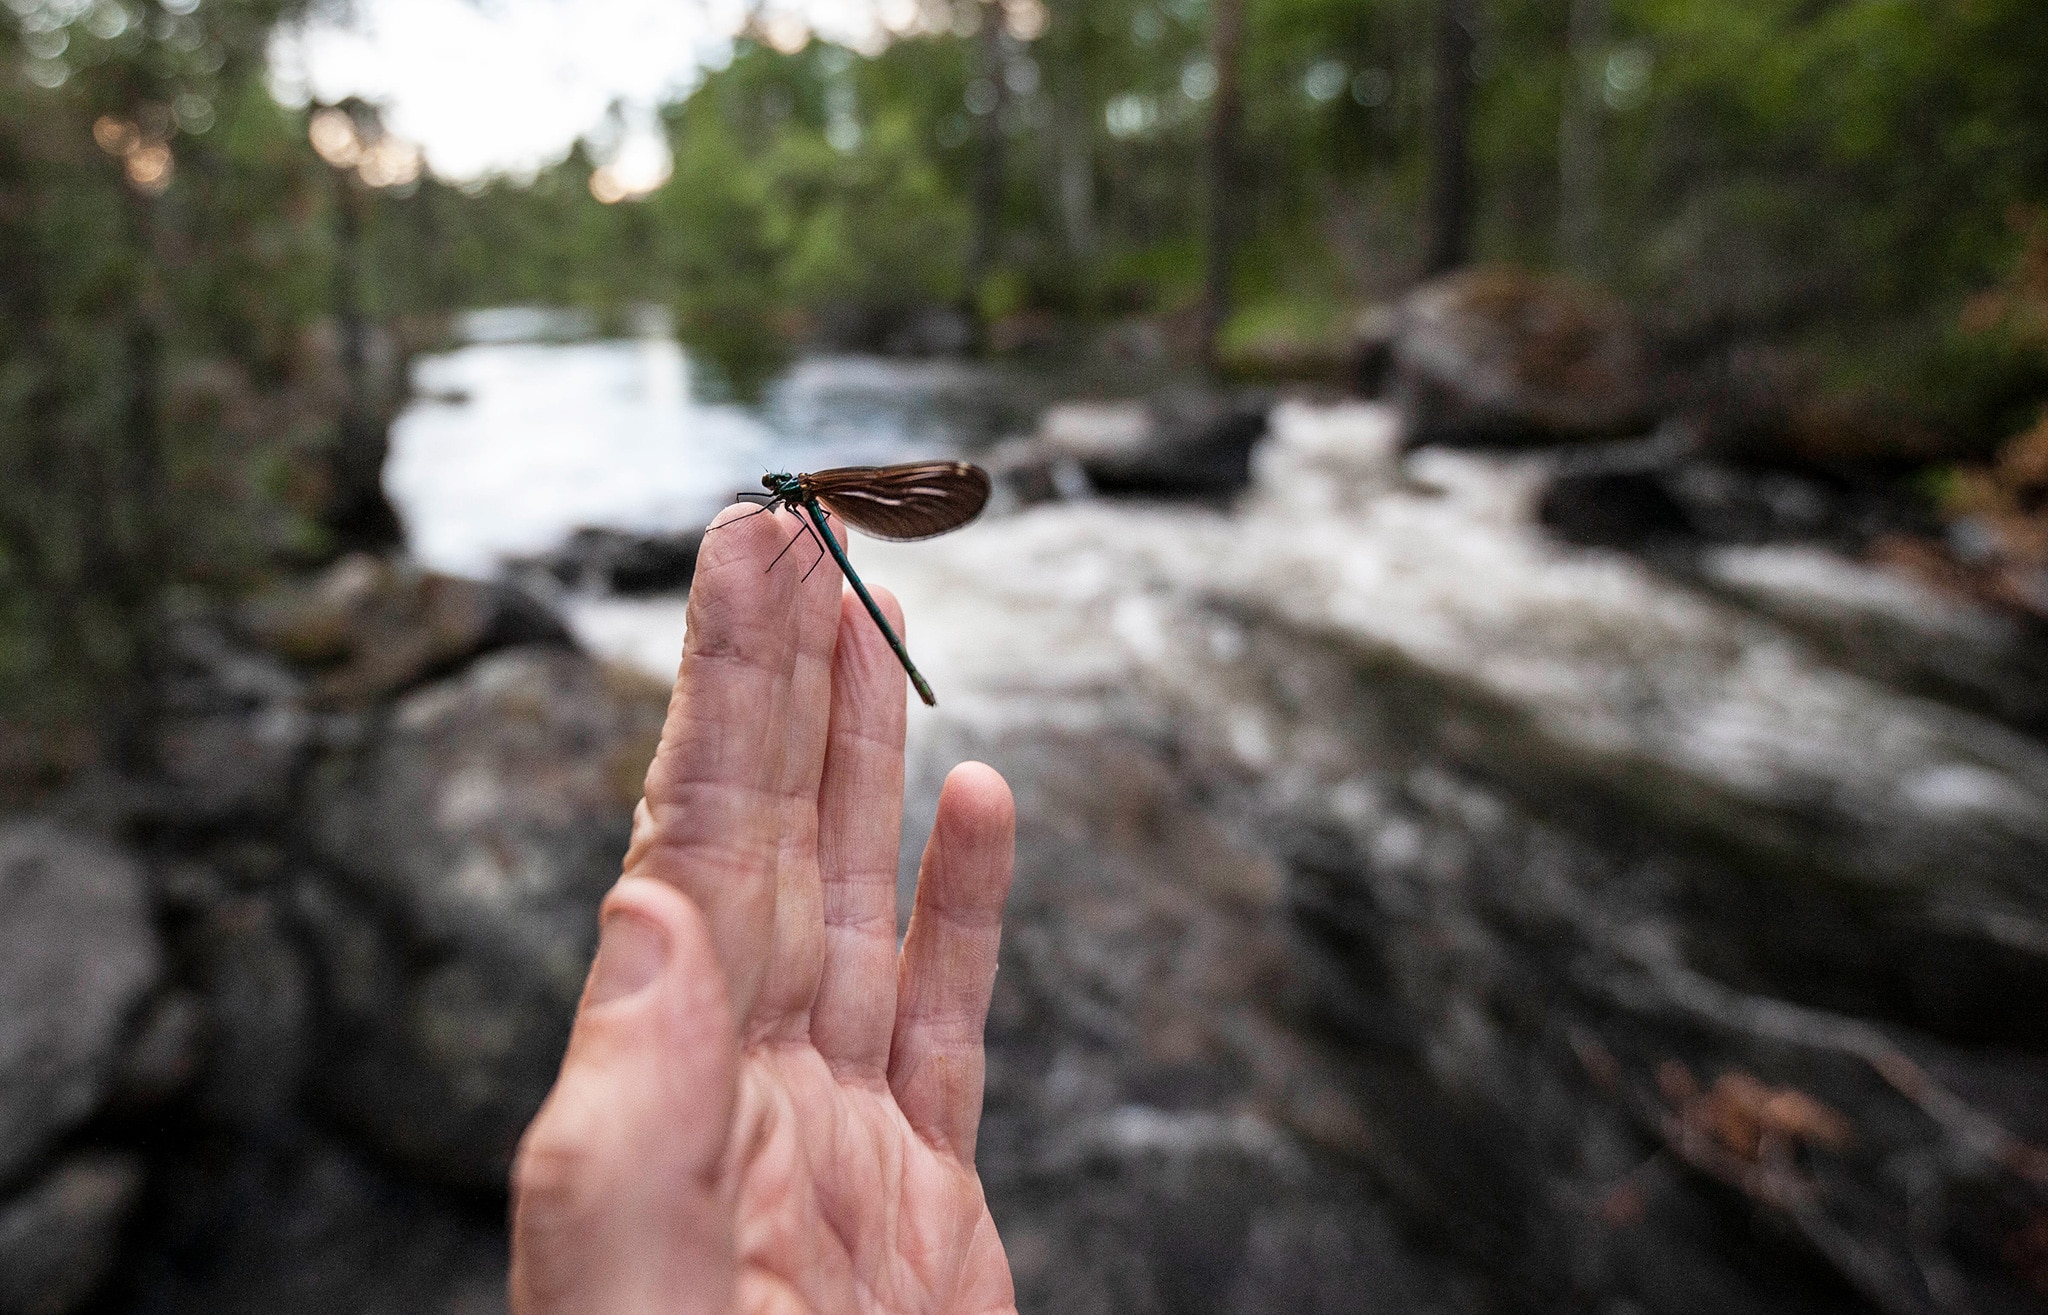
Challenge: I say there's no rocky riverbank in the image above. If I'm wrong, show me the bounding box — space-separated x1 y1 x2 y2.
0 561 666 1313
869 401 2048 1313
6 358 2048 1311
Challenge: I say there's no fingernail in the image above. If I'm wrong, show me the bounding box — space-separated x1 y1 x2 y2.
587 913 667 1006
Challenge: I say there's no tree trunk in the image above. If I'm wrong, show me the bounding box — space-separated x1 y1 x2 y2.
1056 90 1097 265
103 189 169 773
964 0 1007 323
1201 0 1246 372
327 169 402 553
1556 0 1607 271
1422 0 1476 277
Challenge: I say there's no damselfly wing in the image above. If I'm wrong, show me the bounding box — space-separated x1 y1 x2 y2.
798 461 990 541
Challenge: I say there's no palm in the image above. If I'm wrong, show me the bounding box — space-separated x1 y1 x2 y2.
725 1049 1008 1311
512 506 1017 1315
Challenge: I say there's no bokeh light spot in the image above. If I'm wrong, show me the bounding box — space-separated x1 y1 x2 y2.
309 107 362 167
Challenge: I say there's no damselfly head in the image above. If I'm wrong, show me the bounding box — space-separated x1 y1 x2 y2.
760 472 778 490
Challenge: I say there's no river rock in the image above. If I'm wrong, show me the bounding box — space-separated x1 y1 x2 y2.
1033 392 1270 499
1538 450 1920 553
242 553 570 707
864 398 2048 1314
1940 416 2048 622
509 526 704 597
148 621 312 825
899 727 1477 1315
0 823 159 1185
0 1152 145 1315
1394 266 1655 448
183 889 314 1131
983 435 1092 511
1346 304 1399 398
884 305 975 357
297 647 668 1185
132 1130 507 1315
1696 543 2048 735
107 990 206 1115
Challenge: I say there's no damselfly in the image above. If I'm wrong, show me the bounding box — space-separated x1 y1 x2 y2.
722 461 990 707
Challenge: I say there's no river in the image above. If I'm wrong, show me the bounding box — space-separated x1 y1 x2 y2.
383 310 1121 674
386 308 1069 579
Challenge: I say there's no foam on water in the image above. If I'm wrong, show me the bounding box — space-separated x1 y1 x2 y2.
869 402 2048 887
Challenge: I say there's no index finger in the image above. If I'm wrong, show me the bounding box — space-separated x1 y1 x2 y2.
622 501 808 1021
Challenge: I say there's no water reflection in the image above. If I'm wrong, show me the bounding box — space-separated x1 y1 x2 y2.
384 309 1051 578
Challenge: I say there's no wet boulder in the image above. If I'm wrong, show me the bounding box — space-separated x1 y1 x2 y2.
1346 305 1399 398
172 879 315 1133
1531 417 1929 555
128 1132 508 1315
983 435 1091 511
1696 543 2048 736
1394 265 1655 448
242 553 570 708
1033 392 1270 500
508 526 704 597
297 647 669 1186
1941 416 2048 621
1537 467 1695 547
0 1152 146 1315
146 621 312 826
898 727 1474 1315
0 823 160 1185
884 305 975 357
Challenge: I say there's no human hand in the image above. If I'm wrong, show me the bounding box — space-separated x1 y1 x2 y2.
510 504 1018 1314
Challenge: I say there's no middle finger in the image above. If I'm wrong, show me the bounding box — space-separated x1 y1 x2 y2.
746 510 853 1043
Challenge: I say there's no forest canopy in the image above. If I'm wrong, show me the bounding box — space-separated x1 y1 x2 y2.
403 0 2048 402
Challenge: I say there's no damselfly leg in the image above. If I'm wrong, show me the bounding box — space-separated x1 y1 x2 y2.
702 494 779 535
799 510 833 581
765 520 810 572
762 505 835 581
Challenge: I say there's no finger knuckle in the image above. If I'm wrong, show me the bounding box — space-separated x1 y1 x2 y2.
510 1095 605 1227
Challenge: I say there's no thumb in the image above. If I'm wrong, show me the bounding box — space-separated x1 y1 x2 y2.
510 876 741 1315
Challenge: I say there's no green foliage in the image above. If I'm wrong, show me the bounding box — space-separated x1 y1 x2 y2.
0 0 333 775
405 36 980 391
1591 0 2048 314
648 40 974 389
657 110 792 399
781 112 968 313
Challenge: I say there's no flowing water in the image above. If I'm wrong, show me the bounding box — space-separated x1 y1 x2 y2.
385 308 1056 580
385 310 1104 673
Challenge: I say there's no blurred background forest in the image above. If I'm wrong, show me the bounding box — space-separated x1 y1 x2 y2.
7 0 2048 774
8 2 2048 1314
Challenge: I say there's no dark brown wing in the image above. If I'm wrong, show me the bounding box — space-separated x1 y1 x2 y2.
802 461 991 541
